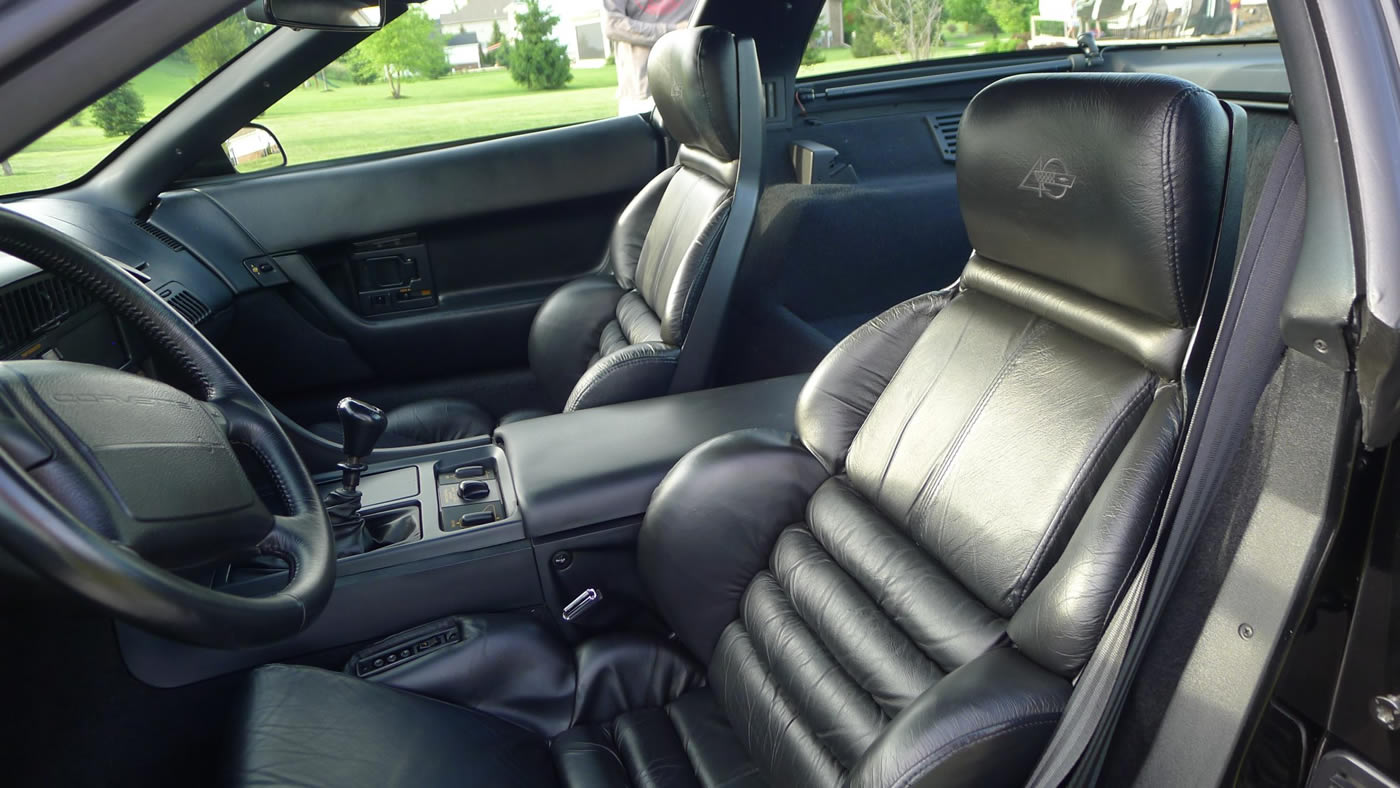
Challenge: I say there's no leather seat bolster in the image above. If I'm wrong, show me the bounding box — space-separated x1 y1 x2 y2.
796 288 955 473
232 664 556 788
846 648 1070 788
962 255 1190 378
1009 385 1183 676
564 342 681 412
610 167 680 290
572 633 707 726
528 274 627 411
640 429 830 661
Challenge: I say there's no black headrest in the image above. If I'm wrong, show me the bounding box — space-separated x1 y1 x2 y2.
648 26 740 162
957 73 1230 327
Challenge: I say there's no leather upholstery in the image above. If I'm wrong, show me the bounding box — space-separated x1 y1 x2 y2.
231 664 556 788
957 72 1228 327
359 27 745 445
648 26 741 163
232 72 1235 788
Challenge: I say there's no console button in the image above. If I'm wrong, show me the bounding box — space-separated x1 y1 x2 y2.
452 465 486 478
457 480 490 501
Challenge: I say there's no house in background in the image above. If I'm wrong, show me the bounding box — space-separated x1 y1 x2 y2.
444 31 483 72
437 0 609 66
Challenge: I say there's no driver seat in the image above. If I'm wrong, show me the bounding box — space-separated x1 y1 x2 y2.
229 73 1233 787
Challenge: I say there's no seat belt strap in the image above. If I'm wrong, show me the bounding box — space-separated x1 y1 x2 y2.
1026 118 1307 788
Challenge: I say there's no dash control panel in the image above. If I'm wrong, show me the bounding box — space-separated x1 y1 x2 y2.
437 462 505 532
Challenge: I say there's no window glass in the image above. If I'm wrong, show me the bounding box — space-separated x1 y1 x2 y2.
799 0 1275 79
258 1 624 168
0 13 261 197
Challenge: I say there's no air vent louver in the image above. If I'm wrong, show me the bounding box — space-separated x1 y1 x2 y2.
134 219 185 251
154 281 210 324
0 275 95 358
926 112 962 163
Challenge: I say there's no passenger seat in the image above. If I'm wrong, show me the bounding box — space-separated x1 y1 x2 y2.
313 26 758 447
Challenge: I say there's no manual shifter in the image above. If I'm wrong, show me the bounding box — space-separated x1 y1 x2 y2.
325 398 412 557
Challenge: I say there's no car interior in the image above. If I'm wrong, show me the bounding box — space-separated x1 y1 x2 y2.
0 0 1397 786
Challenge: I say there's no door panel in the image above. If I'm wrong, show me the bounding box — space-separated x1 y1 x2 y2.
153 115 663 417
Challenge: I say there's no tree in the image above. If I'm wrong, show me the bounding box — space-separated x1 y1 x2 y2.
802 17 829 66
90 82 146 137
360 7 448 99
507 0 573 90
943 0 996 32
985 0 1037 35
338 47 380 85
184 16 254 79
1 160 11 177
482 20 505 67
866 0 944 61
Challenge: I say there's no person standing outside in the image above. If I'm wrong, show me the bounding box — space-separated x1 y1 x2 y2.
604 0 696 116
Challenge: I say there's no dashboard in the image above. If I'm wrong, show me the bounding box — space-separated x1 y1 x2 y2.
0 196 238 373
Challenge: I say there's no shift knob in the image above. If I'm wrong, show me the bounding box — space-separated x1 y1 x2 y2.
337 397 387 463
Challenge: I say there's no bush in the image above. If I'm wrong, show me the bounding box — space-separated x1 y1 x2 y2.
482 21 505 68
90 83 145 137
852 27 894 57
508 0 573 90
339 47 380 85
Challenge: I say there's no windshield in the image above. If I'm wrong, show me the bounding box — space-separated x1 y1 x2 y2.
0 13 264 198
799 0 1275 80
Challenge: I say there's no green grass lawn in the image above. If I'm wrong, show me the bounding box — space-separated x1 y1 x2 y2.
260 66 618 166
1 58 204 195
797 32 998 78
0 62 620 196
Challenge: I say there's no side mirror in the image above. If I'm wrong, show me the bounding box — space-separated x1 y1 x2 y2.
222 124 286 174
246 0 387 32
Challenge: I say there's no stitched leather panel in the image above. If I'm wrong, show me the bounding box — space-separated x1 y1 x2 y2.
633 166 733 345
711 622 846 788
845 291 1155 617
742 571 887 766
806 478 1007 671
770 527 944 715
957 73 1229 326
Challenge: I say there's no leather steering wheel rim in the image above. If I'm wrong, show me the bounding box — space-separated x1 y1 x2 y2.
0 207 334 648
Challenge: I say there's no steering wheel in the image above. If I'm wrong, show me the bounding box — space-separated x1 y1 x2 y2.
0 208 333 648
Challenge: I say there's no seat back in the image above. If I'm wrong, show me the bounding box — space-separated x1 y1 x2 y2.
527 26 759 412
640 73 1238 787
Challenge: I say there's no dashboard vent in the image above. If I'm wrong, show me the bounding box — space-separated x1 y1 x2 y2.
0 275 95 358
154 281 210 324
134 218 186 252
926 112 962 163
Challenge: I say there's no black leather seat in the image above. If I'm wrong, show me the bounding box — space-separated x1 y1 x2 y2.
313 26 755 447
232 72 1234 787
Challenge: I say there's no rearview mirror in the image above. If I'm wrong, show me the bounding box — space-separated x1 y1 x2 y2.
223 125 286 174
245 0 387 31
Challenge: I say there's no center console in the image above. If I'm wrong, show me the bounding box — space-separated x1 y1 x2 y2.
116 374 809 687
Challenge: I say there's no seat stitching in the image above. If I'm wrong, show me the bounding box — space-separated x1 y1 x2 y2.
642 174 705 311
673 196 732 342
905 316 1049 531
862 298 978 502
1159 87 1208 324
1011 375 1155 606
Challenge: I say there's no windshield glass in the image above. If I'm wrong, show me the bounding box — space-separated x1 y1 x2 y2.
799 0 1275 80
0 13 264 198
